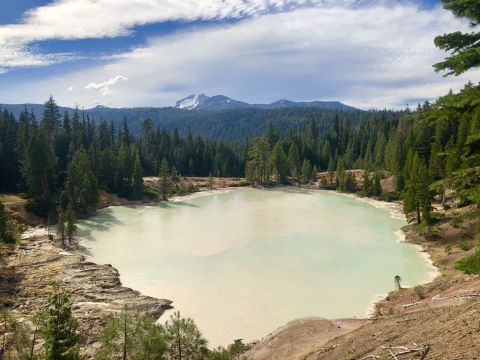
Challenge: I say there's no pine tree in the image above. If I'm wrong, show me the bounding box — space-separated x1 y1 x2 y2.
41 283 79 360
361 173 371 196
343 172 357 193
65 205 77 246
96 308 166 360
132 153 144 196
434 0 480 76
66 148 98 213
41 96 61 134
245 138 271 185
288 144 301 181
57 207 66 245
270 142 289 184
163 311 208 360
25 129 57 199
265 122 280 148
159 158 171 201
372 174 383 197
403 154 433 224
300 159 313 184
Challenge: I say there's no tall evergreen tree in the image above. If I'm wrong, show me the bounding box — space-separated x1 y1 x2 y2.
24 129 57 199
434 0 480 76
245 138 271 185
270 142 289 184
41 96 61 133
163 312 208 360
41 284 79 360
159 158 171 200
132 152 144 196
65 205 77 245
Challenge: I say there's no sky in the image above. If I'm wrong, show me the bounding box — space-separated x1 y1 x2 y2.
0 0 478 109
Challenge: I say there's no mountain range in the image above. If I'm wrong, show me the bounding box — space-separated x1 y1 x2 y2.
175 94 355 111
0 95 363 141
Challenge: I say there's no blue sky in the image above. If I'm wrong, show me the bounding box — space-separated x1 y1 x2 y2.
0 0 477 109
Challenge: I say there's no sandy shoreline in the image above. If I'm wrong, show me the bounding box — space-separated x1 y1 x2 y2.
324 189 441 317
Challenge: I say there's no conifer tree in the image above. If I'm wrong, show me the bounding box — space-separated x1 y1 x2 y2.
245 138 271 185
57 207 66 245
270 142 289 184
434 0 480 76
65 205 77 246
288 144 301 181
300 159 313 184
41 283 79 360
163 311 208 360
361 173 372 196
403 155 433 224
159 158 171 200
41 96 61 134
66 148 98 213
132 153 144 196
372 174 383 197
96 308 166 360
25 129 57 199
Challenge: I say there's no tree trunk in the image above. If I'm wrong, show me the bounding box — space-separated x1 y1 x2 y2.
123 311 127 360
29 323 39 360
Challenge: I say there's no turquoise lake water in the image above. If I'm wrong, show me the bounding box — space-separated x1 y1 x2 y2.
78 188 435 347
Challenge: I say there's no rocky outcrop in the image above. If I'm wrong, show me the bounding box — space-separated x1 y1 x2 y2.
5 234 173 358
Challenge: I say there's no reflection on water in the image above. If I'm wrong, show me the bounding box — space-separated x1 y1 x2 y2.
79 188 434 347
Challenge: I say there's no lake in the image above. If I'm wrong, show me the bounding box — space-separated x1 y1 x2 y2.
78 188 435 347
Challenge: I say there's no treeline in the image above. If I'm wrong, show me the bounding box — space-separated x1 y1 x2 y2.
0 97 245 219
245 82 480 226
0 103 393 142
0 284 249 360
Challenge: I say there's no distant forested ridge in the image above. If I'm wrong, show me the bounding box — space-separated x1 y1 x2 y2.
0 102 384 142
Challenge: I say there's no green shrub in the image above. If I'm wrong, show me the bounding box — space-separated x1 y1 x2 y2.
380 191 401 202
229 180 252 187
388 308 395 316
142 188 159 199
459 240 473 251
25 196 54 217
450 217 463 228
445 244 453 254
455 252 480 275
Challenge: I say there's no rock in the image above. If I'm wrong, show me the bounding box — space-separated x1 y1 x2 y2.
4 235 173 359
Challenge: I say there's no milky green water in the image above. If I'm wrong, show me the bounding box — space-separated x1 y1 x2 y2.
78 188 434 347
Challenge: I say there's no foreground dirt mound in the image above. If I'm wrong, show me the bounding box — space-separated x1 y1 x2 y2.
244 318 368 360
303 301 480 359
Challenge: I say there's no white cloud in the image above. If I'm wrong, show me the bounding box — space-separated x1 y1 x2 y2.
0 0 359 69
67 86 74 91
85 75 128 96
0 2 478 109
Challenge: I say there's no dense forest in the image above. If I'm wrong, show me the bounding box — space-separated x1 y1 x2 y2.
1 83 478 226
245 81 479 224
0 103 388 142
